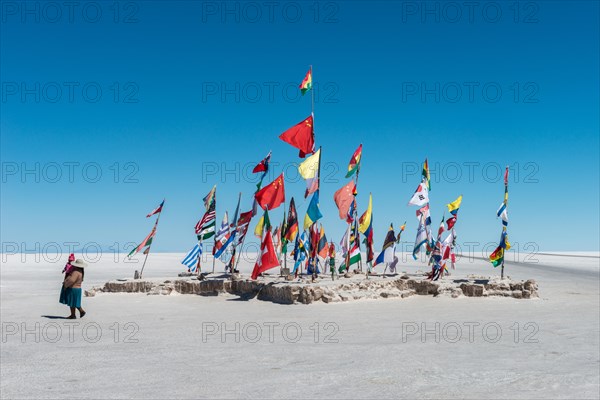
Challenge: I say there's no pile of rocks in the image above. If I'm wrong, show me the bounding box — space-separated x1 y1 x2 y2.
85 274 538 304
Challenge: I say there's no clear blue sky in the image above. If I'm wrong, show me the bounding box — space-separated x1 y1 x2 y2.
2 1 599 255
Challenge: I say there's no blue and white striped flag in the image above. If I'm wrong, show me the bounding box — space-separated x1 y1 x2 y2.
182 243 202 271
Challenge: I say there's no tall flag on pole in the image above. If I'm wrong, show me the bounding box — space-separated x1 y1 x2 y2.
283 198 299 244
317 226 328 258
334 181 357 220
278 115 315 158
255 173 285 211
252 151 271 190
446 195 462 230
203 185 216 211
489 166 511 270
235 211 252 245
195 187 217 240
146 200 164 218
128 227 156 257
422 158 431 191
374 224 396 267
358 193 373 234
345 144 362 178
408 182 429 207
298 148 321 197
299 68 313 95
304 190 323 230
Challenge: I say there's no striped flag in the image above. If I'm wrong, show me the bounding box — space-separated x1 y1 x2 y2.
195 188 216 240
213 213 231 256
235 211 253 245
128 227 156 257
181 243 202 271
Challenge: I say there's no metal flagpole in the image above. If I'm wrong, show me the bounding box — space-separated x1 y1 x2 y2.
501 166 508 280
212 189 217 274
140 199 164 279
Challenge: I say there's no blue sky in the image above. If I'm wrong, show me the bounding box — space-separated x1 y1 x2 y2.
1 0 599 255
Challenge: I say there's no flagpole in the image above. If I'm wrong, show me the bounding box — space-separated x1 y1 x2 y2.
501 166 508 280
355 154 362 272
212 189 217 274
310 65 314 117
280 201 286 276
140 199 163 279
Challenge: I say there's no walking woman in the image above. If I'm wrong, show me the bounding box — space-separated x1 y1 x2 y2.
60 258 87 319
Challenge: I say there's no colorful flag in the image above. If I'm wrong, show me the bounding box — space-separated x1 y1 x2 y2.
203 185 216 211
298 148 320 197
317 226 328 259
408 182 429 207
490 231 511 267
252 151 271 173
422 158 431 191
195 198 216 241
283 198 299 243
358 193 373 234
447 195 462 214
128 227 156 257
182 243 202 271
146 200 164 218
235 211 252 244
278 115 315 158
445 195 462 229
374 224 396 266
255 173 285 211
213 213 231 256
251 226 279 279
339 242 361 273
254 208 270 238
299 68 313 95
345 144 362 178
334 181 357 220
304 190 323 230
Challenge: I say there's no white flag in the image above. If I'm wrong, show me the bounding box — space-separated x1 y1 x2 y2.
408 182 429 207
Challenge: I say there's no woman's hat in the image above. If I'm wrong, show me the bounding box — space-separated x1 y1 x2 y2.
71 259 88 268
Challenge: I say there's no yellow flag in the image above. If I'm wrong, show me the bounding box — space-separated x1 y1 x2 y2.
254 215 264 238
358 194 373 234
447 195 462 213
298 148 320 179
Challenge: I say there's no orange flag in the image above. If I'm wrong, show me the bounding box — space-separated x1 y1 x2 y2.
255 173 285 210
334 181 356 220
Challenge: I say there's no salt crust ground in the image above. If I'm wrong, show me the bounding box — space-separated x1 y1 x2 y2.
1 252 598 399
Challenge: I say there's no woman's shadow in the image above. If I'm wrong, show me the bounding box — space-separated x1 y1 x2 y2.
41 315 70 319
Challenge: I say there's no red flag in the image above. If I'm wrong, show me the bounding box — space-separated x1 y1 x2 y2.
255 173 285 210
446 216 457 230
146 200 164 218
333 181 356 220
252 151 271 173
251 230 279 279
278 115 315 158
504 166 509 186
